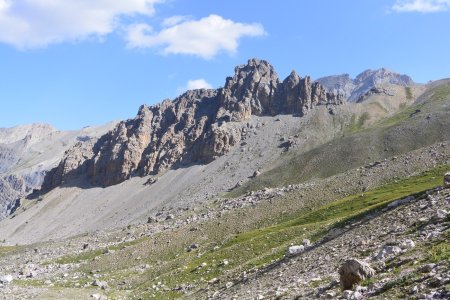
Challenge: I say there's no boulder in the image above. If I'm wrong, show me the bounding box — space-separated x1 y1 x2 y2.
374 245 402 261
338 259 375 290
0 274 13 283
399 239 415 250
431 209 449 223
286 245 305 256
91 294 108 300
252 170 261 178
93 280 109 290
343 290 363 300
444 172 450 188
302 239 311 247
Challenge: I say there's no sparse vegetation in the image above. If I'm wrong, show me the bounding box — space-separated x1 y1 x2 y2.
405 86 413 100
43 163 448 299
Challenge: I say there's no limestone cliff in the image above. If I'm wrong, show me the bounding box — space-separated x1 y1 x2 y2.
42 59 344 190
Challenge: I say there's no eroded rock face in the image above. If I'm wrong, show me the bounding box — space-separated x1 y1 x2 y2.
0 175 27 217
41 139 96 190
44 89 220 188
42 59 344 190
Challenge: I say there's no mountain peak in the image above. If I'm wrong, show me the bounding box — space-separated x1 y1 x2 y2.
317 68 415 102
41 59 343 190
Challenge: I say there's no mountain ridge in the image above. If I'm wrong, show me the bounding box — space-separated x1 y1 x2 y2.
316 67 415 102
0 122 116 221
41 58 344 190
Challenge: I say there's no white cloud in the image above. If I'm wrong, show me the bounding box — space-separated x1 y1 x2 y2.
186 79 213 90
0 0 162 49
177 79 213 95
126 14 266 59
392 0 450 13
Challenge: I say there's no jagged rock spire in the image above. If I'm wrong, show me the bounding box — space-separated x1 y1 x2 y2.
41 59 343 190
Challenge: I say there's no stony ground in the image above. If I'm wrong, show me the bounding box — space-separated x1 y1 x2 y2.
218 185 450 299
0 140 449 299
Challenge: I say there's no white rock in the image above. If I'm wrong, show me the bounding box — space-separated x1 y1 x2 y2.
302 239 311 247
93 280 109 290
349 291 363 300
286 245 305 256
375 245 402 260
436 209 448 219
0 274 13 283
399 239 415 250
91 294 108 300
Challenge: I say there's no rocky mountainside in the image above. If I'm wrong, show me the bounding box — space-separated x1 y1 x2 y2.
42 59 343 190
317 68 415 102
0 123 115 220
0 59 448 300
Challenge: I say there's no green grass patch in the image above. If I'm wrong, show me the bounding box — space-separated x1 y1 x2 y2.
347 112 370 133
13 279 45 288
377 101 425 128
125 164 449 297
425 237 450 263
381 81 450 128
0 245 18 257
53 238 146 265
405 87 413 100
55 249 104 265
429 82 450 102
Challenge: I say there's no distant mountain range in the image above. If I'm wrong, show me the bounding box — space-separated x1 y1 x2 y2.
316 68 414 102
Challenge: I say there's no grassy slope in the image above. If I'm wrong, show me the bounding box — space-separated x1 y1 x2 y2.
229 80 450 196
24 163 449 299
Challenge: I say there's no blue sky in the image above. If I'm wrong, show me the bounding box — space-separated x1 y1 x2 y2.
0 0 449 130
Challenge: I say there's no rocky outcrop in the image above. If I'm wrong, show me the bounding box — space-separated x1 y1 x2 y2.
217 59 342 121
43 90 223 188
0 175 27 217
356 86 395 103
42 59 344 190
317 68 414 102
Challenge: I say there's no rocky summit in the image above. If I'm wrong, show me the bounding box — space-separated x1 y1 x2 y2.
317 68 414 102
42 59 343 189
0 58 449 300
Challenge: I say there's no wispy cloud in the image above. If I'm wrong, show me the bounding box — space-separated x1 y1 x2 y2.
126 14 266 59
0 0 163 49
392 0 450 13
161 15 191 27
